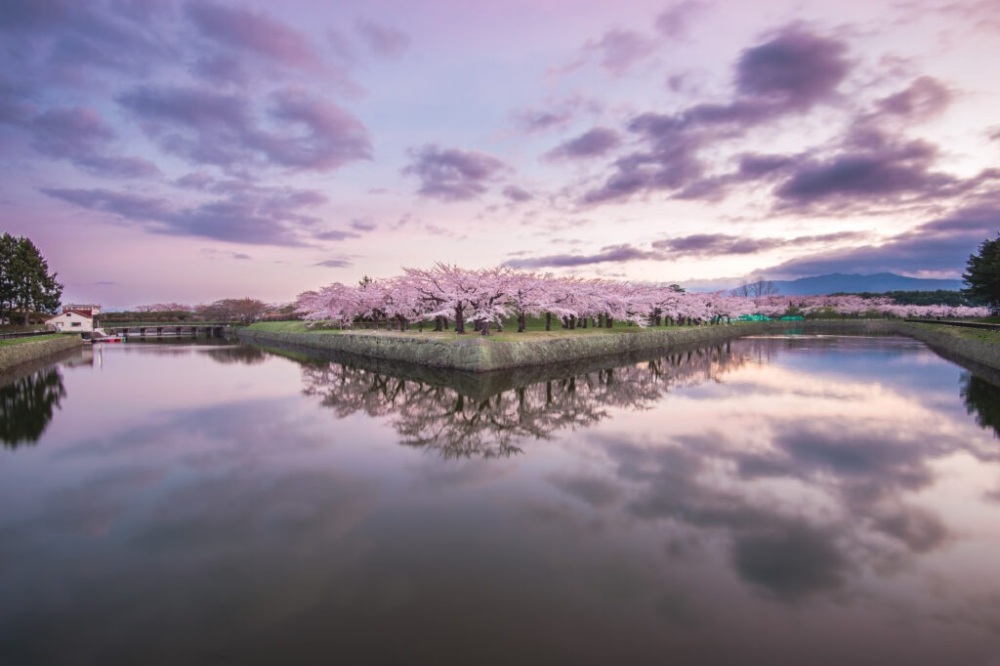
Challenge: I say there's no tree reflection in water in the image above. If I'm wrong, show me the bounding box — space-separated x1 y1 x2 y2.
203 345 269 366
301 343 753 458
960 372 1000 438
0 367 66 449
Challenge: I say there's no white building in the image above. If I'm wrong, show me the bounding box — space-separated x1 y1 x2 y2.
46 309 96 333
62 303 101 316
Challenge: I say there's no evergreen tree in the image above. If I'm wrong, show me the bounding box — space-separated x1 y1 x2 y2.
0 233 16 324
0 233 64 325
962 235 1000 315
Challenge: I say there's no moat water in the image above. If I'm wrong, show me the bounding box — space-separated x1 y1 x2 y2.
1 335 999 665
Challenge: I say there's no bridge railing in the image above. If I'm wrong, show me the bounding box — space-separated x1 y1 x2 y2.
99 321 233 327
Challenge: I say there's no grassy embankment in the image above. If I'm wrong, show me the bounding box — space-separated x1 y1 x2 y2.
245 317 1000 374
248 316 714 341
0 333 84 376
0 333 64 347
912 322 1000 346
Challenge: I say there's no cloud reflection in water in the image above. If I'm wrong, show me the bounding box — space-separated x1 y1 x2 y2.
1 335 999 664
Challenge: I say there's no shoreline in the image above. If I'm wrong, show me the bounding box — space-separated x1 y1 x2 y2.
893 321 1000 384
236 321 777 373
0 335 84 379
3 323 994 383
236 319 1000 376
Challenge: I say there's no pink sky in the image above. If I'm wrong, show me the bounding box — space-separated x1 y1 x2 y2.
1 0 998 308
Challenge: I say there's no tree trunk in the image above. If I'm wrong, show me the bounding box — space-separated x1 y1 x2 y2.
454 304 465 334
517 313 526 332
545 312 552 331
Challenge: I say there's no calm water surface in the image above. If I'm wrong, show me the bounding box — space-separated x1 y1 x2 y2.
1 335 999 665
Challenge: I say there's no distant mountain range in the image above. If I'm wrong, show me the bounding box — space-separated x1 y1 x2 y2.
767 273 964 296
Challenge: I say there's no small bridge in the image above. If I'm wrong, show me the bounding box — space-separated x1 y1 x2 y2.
102 323 230 339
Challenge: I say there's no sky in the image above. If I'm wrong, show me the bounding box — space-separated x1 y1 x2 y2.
1 0 999 309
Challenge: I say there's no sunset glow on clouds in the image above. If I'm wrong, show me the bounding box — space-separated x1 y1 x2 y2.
1 0 998 307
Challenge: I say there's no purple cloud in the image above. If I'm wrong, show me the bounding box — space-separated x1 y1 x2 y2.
261 89 372 170
513 109 572 133
0 76 35 124
0 0 177 79
349 219 377 232
655 1 709 39
173 172 216 191
583 121 705 204
43 186 168 217
511 96 602 135
715 73 984 211
545 127 621 160
172 198 308 245
21 105 159 178
189 54 247 86
74 155 162 179
404 145 507 201
315 259 352 268
581 27 851 204
502 185 533 202
356 20 410 58
185 1 321 70
766 204 1000 277
0 0 70 31
875 77 951 121
504 244 654 269
653 231 865 256
29 106 114 157
118 85 371 172
117 85 254 167
315 229 359 241
737 153 796 177
774 138 960 206
735 27 849 109
654 234 784 255
326 28 355 62
41 183 331 247
584 29 656 75
506 231 876 272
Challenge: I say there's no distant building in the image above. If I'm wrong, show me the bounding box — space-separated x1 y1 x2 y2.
61 304 101 317
46 305 100 333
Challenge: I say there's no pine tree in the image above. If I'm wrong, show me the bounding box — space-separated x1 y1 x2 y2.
962 235 1000 316
0 233 64 325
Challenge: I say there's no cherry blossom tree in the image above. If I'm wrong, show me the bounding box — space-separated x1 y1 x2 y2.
296 264 992 332
297 282 364 328
507 271 552 332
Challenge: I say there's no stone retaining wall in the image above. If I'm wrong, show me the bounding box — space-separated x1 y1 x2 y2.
238 322 774 372
0 335 84 377
237 320 1000 375
893 321 1000 380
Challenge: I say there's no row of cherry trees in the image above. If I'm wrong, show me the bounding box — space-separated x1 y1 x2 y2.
296 264 991 334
